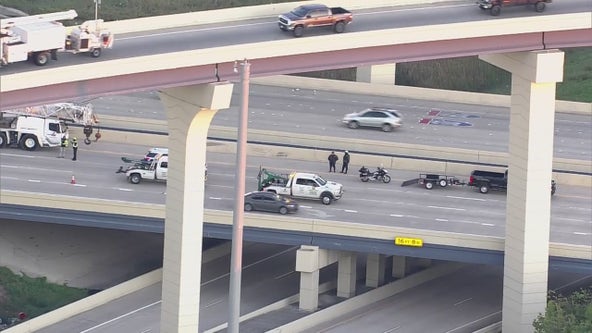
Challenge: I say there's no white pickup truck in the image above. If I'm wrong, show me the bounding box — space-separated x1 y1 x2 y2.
117 155 168 184
259 170 343 205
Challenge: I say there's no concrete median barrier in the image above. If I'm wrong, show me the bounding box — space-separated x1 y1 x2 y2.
86 115 591 187
4 269 163 333
101 0 456 34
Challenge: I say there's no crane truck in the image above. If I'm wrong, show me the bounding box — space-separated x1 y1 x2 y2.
0 10 113 67
0 102 99 150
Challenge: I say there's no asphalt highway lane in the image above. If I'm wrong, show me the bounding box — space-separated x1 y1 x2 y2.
1 142 590 246
88 84 592 160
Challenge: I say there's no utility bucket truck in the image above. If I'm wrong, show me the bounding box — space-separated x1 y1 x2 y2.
0 9 113 66
0 102 99 150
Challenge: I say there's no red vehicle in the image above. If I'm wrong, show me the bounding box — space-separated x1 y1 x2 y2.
278 4 353 37
477 0 552 16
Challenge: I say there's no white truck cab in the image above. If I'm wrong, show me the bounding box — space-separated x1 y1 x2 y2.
0 115 68 150
125 155 168 184
263 172 343 205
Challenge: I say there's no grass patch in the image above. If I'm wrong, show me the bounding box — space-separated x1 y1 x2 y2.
0 267 87 325
2 1 590 102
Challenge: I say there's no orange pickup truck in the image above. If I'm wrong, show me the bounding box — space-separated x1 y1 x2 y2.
278 4 353 38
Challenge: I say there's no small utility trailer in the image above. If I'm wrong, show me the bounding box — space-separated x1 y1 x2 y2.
401 173 465 190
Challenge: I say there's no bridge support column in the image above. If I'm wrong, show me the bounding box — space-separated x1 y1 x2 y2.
296 245 345 311
337 254 357 298
480 50 564 333
356 64 396 85
366 253 386 288
158 82 233 333
392 255 407 279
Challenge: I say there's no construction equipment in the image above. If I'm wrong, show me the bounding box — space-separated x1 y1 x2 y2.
0 9 113 67
0 102 100 150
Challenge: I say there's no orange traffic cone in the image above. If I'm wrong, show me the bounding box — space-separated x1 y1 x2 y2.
71 174 76 184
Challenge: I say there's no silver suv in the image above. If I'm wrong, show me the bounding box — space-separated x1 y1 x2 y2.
342 107 403 132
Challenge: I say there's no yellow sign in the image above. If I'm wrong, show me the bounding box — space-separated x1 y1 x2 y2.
395 237 423 247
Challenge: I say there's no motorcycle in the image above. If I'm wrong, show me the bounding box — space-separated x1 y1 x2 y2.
359 166 391 183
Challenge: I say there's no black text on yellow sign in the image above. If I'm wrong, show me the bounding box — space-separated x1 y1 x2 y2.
395 237 423 247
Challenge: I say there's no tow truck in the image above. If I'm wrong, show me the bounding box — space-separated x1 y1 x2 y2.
0 9 113 66
116 154 208 184
257 167 343 205
0 102 99 150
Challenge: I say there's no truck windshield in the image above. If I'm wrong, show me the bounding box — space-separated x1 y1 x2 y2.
291 6 308 17
314 176 327 186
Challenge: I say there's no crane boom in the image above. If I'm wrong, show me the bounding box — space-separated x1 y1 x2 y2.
0 10 78 29
1 102 98 125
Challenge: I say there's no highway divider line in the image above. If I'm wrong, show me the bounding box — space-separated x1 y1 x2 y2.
98 0 459 35
266 262 466 333
2 190 590 261
68 121 592 187
250 76 592 116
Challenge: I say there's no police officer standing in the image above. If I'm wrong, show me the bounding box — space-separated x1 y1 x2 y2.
58 135 68 158
341 150 350 174
328 151 338 172
71 137 79 161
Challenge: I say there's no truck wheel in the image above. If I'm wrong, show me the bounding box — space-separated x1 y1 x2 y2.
130 173 141 184
382 175 391 183
321 193 332 205
425 181 434 190
90 48 102 58
348 121 359 129
490 5 501 16
439 179 448 187
20 135 38 151
479 184 490 194
293 26 304 37
279 206 288 215
33 52 50 66
535 2 545 12
334 21 346 33
381 123 393 132
0 133 6 148
244 203 253 212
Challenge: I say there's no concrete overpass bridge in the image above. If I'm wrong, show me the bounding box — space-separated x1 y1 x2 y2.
1 0 591 332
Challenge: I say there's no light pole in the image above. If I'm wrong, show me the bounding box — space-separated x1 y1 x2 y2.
228 59 250 333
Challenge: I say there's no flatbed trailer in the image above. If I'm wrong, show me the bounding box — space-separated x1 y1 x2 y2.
401 173 465 190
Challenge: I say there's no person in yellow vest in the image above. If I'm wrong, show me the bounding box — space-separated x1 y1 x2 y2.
58 135 68 158
71 137 79 161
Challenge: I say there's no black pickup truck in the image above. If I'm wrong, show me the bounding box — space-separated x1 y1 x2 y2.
468 169 556 195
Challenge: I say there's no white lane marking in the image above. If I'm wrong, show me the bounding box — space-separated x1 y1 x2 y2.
120 22 271 41
209 197 222 200
573 232 590 235
116 188 133 192
79 300 161 333
436 218 448 222
454 297 472 306
481 223 495 227
428 205 466 211
274 271 295 280
0 176 19 180
72 184 87 187
299 205 313 209
390 214 404 217
384 326 401 333
557 217 586 222
202 246 297 286
344 209 357 213
203 298 224 308
446 195 486 202
28 179 41 182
